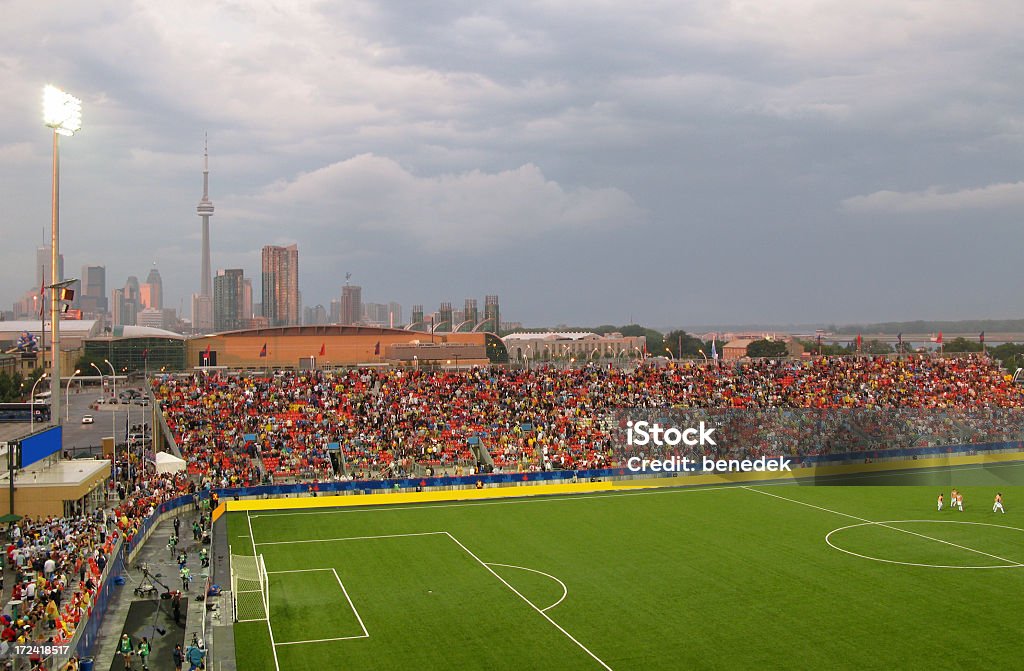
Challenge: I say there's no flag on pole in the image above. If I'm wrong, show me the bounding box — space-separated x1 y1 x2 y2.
141 348 149 360
936 331 943 345
897 333 903 350
374 341 380 355
979 331 985 344
259 343 267 358
38 281 45 317
318 343 326 357
710 337 718 361
856 334 862 352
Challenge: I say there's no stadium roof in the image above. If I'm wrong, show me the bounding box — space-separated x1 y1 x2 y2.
0 320 100 338
104 325 184 340
201 324 415 338
503 332 601 341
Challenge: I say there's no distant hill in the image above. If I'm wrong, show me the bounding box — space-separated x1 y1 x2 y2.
834 319 1024 335
675 323 829 334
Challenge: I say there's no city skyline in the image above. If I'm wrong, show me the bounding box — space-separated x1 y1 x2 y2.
2 4 1023 326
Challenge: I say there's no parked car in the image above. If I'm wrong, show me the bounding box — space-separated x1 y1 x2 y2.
81 414 94 424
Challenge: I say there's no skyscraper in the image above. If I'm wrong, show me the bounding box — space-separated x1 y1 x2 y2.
341 284 362 325
80 265 106 318
214 268 245 331
36 246 64 289
144 266 163 310
112 279 140 326
484 295 500 334
192 138 215 332
388 302 403 328
438 302 453 331
464 298 478 330
261 244 299 326
241 278 253 321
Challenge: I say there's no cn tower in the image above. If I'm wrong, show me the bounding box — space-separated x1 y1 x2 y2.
197 136 214 299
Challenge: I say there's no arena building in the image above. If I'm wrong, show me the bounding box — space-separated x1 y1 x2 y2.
186 325 508 369
502 331 647 362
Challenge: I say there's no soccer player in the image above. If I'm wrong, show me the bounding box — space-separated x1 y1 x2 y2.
937 493 943 511
957 491 964 512
994 493 1005 514
949 488 957 511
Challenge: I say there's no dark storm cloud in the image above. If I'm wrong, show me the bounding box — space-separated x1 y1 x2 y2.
1 1 1022 328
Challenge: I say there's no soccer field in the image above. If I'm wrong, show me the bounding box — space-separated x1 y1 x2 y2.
229 468 1024 670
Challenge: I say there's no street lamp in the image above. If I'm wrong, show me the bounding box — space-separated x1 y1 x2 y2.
30 374 48 433
43 84 82 431
698 349 708 363
664 348 674 360
104 359 116 400
65 369 81 420
103 359 117 450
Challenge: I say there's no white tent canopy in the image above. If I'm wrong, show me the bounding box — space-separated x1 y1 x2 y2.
153 451 186 474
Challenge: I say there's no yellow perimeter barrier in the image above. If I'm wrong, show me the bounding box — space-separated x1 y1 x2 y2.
221 482 618 514
214 450 1024 515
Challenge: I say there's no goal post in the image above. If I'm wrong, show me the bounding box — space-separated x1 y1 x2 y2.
231 553 269 622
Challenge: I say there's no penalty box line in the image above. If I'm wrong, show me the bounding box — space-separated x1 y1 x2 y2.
265 568 369 646
741 486 1023 566
253 530 613 670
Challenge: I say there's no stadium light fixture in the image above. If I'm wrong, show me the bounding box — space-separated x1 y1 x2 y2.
43 86 82 136
42 84 82 432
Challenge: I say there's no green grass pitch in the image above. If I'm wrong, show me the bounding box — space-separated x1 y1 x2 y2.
228 464 1024 670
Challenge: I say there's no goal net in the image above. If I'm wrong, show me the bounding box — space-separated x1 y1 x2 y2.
231 554 269 622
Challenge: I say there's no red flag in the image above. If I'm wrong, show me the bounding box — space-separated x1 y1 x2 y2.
259 343 267 358
374 341 380 355
142 348 149 360
38 281 45 317
204 344 211 356
936 331 943 345
856 334 862 351
318 343 326 357
979 331 985 344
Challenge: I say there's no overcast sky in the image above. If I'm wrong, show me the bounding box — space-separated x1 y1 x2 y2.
2 1 1022 329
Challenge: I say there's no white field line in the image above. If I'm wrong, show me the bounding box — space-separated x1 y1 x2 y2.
485 562 568 612
256 531 447 547
824 520 1024 569
272 568 369 645
250 484 739 519
741 486 1023 566
251 529 609 668
332 568 369 639
445 532 613 671
248 459 1024 521
249 511 281 671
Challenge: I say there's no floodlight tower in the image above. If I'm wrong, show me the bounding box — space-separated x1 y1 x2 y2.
42 85 82 428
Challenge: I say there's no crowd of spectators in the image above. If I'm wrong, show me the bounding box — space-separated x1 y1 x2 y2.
0 453 201 665
0 510 112 660
152 354 1024 478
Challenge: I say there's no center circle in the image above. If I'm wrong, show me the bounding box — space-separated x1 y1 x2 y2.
825 519 1024 569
